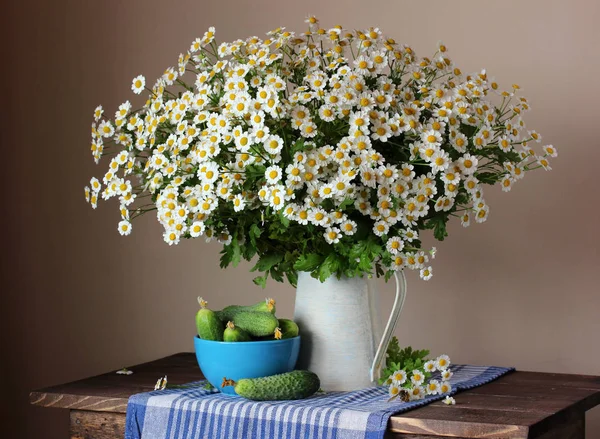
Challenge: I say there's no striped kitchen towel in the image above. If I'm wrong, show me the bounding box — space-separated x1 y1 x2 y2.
125 364 513 439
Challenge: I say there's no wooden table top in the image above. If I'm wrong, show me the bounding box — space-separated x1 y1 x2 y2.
30 353 600 438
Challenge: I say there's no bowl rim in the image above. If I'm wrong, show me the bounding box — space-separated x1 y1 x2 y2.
194 334 300 346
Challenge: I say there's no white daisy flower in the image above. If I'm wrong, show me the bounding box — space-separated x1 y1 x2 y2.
324 227 341 244
318 105 337 122
424 360 437 373
386 237 404 254
441 369 453 381
475 205 489 223
410 370 425 386
402 229 418 242
98 120 114 138
268 192 285 211
265 166 283 184
309 208 328 226
537 156 552 171
430 150 450 173
189 221 205 237
90 193 98 209
443 396 456 405
451 133 468 152
319 184 335 199
392 254 406 271
501 176 514 192
458 154 478 174
116 368 133 375
232 194 246 212
131 75 146 94
93 105 104 122
392 370 407 385
422 129 442 147
439 381 452 394
436 355 451 371
426 379 441 395
118 220 132 236
373 220 389 237
163 230 181 246
388 383 401 399
409 385 425 401
543 144 558 158
419 266 433 281
460 212 471 228
340 220 357 235
90 177 101 193
264 135 284 155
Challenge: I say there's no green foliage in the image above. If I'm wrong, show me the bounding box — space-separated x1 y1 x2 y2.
423 215 449 241
378 336 431 385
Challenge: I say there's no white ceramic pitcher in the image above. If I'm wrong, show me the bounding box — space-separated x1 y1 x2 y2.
293 271 407 391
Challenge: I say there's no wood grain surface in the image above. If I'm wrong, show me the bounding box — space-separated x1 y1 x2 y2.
31 353 600 438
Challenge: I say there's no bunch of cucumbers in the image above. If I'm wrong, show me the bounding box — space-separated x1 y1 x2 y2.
195 297 319 400
195 297 300 342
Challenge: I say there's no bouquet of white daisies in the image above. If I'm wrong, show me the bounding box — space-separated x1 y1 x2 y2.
85 16 556 286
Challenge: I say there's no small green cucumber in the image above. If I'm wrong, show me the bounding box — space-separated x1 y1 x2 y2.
216 298 276 322
195 297 224 341
222 370 320 401
277 319 299 339
223 321 251 342
232 311 278 337
250 297 276 315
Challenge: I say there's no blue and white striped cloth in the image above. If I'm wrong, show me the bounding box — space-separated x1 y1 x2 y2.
125 365 513 439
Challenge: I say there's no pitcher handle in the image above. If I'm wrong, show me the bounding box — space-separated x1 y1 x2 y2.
369 270 407 384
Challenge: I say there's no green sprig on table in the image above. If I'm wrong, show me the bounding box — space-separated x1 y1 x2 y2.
379 336 431 385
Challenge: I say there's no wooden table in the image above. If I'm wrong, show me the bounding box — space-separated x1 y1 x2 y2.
30 353 600 439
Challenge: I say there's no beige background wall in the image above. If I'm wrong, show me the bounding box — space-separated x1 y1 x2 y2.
2 0 599 437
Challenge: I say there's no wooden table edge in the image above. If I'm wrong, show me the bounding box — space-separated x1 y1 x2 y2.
29 353 600 439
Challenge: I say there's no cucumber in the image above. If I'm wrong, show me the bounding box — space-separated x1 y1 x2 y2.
195 297 224 341
222 370 320 401
223 321 251 342
216 298 276 322
277 319 299 339
232 311 279 337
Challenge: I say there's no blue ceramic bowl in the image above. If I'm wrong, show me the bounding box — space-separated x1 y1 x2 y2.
194 335 301 395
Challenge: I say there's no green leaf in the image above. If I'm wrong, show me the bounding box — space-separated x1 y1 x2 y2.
293 253 324 272
384 269 395 282
252 274 268 288
338 198 354 210
249 224 262 247
285 270 298 288
241 243 257 261
250 253 284 272
291 138 307 153
318 253 342 282
231 239 241 267
424 215 449 241
219 247 233 269
279 212 290 228
475 171 498 185
269 267 284 283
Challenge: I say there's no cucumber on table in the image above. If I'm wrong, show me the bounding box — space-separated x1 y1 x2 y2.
222 370 320 401
195 297 224 341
